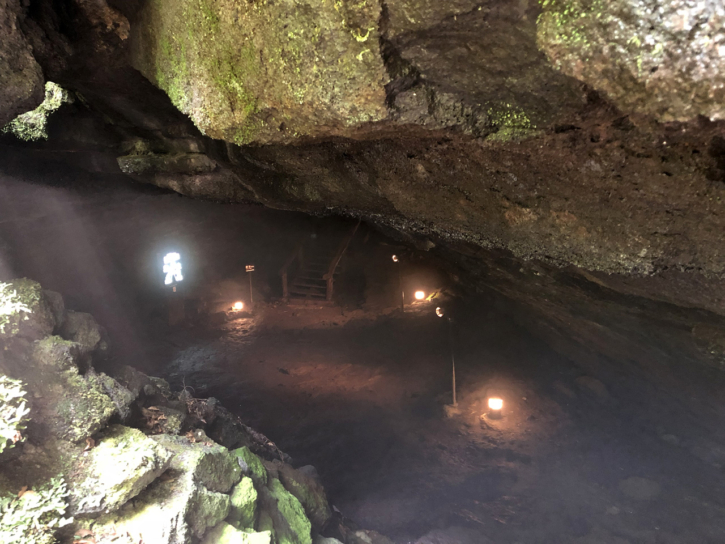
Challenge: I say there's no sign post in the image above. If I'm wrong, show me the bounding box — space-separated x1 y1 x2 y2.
246 265 255 304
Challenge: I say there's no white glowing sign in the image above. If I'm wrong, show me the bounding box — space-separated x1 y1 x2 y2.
163 252 183 285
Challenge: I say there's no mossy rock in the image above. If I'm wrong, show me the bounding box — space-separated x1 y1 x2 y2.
130 0 388 145
38 367 117 443
31 336 81 372
262 477 312 544
91 470 230 544
152 434 242 493
227 476 257 529
67 425 172 515
58 311 104 355
202 521 271 544
0 279 55 341
276 464 331 532
232 446 268 486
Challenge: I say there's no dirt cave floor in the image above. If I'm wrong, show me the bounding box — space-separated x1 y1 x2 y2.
1 160 725 544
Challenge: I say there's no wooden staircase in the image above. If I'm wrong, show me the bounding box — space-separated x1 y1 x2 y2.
280 222 360 302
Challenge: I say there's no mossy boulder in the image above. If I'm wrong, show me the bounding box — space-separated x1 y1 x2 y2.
232 446 268 485
227 476 257 529
67 425 172 515
202 521 271 544
58 311 105 355
90 469 231 544
276 464 331 532
29 347 117 442
152 434 242 493
258 477 312 544
0 279 55 341
129 0 388 145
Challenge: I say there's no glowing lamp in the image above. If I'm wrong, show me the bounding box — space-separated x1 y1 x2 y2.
392 255 399 263
436 307 445 318
488 397 503 411
414 291 426 301
163 252 183 285
232 301 244 311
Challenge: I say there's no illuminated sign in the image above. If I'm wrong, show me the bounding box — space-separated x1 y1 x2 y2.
163 252 183 285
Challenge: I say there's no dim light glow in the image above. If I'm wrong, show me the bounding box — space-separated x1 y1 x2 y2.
163 252 183 285
436 307 445 317
392 255 399 263
488 397 503 411
232 301 244 311
414 291 426 300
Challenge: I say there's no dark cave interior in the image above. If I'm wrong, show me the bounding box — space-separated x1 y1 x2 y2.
1 147 725 544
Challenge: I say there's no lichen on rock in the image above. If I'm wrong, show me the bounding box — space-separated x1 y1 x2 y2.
0 279 55 341
537 0 725 121
227 476 257 529
130 0 389 145
67 425 172 515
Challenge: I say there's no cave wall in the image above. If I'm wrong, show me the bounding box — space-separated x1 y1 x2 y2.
0 0 724 332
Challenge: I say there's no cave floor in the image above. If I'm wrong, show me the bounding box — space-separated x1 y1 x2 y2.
150 301 725 544
2 165 725 544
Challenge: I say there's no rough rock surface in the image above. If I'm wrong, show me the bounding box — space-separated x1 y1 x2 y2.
275 462 332 532
538 0 725 121
130 0 388 145
202 521 271 544
58 310 105 354
0 0 44 127
228 477 258 530
0 278 56 341
92 468 231 544
152 434 242 493
67 425 172 515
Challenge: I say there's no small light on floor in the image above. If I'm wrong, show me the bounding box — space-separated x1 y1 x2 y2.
436 306 445 318
415 290 426 300
232 301 244 311
488 397 503 411
392 254 399 263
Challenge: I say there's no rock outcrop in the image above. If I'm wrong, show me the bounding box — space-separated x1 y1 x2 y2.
0 280 385 544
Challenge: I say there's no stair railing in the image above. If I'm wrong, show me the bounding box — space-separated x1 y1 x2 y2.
279 237 306 299
323 221 361 301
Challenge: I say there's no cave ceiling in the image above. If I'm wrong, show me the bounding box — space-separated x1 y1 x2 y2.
1 0 725 335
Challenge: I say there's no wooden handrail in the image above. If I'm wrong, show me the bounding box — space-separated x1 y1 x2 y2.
279 237 305 277
323 220 361 301
280 236 306 299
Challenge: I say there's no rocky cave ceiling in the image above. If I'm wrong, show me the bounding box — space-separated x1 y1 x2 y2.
2 0 725 363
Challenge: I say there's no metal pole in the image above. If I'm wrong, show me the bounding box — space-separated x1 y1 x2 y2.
249 271 254 304
399 267 404 312
449 318 457 406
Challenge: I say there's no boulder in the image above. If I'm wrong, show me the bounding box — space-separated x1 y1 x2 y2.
112 364 172 399
58 310 104 354
202 522 271 544
32 360 117 442
257 477 312 544
227 476 258 529
275 463 331 531
152 434 242 493
97 373 136 421
68 425 172 515
43 290 66 330
0 279 55 341
314 538 343 544
232 446 268 486
91 469 231 544
31 335 82 371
